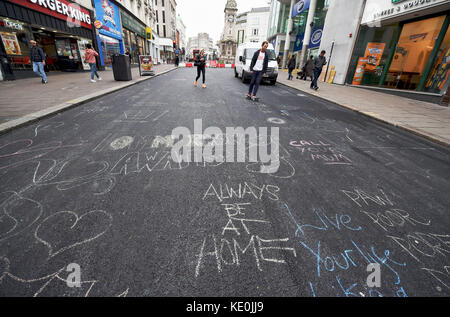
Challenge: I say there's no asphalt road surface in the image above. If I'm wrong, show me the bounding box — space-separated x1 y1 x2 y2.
0 68 449 297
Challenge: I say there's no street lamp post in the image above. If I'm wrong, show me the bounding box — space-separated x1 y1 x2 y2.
324 40 334 82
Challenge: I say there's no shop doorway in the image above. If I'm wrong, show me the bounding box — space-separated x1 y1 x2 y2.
33 29 88 72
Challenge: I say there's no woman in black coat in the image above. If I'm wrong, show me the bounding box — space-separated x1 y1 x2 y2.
194 49 207 88
287 56 296 80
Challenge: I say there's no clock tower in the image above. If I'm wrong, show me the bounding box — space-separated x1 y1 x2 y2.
218 0 238 64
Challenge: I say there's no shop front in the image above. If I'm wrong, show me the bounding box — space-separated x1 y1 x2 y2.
347 0 450 98
159 38 174 63
93 0 123 68
120 10 146 64
0 0 95 78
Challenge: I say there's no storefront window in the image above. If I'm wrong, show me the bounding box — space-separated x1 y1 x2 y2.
55 39 72 57
137 36 144 57
123 28 131 53
424 25 450 94
0 17 33 70
347 23 400 86
100 34 120 67
383 15 446 90
122 28 139 63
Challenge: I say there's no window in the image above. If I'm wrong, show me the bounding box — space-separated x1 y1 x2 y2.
157 24 160 36
346 23 400 86
384 16 445 90
162 11 165 23
162 0 164 6
156 10 158 22
253 29 258 36
0 18 33 70
163 25 166 38
246 48 276 60
425 26 450 94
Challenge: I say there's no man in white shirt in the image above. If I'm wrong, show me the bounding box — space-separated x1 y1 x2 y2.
247 41 269 101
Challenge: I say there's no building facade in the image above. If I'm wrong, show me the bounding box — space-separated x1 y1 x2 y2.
187 33 217 60
154 0 177 63
346 0 450 99
236 7 270 45
0 0 97 78
176 13 186 61
318 0 366 85
218 0 238 64
267 0 330 67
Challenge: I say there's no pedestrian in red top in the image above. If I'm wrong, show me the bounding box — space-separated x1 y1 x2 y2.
84 44 102 83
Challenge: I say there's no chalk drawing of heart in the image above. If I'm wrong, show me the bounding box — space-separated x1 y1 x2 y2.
34 210 113 258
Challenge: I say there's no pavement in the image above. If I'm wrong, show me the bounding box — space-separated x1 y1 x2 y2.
0 63 176 133
0 68 449 297
277 70 450 147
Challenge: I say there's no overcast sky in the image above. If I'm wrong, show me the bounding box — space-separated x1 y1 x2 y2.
177 0 271 43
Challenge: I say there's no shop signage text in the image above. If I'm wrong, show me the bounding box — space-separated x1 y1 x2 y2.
292 0 311 18
121 11 145 38
366 0 445 24
0 18 24 30
293 26 323 51
9 0 92 29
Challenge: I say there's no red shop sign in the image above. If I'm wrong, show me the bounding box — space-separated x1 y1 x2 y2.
8 0 92 29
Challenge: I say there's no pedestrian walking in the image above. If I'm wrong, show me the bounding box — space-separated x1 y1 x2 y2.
311 50 327 90
194 49 207 88
246 41 269 102
175 55 179 67
84 44 102 83
287 55 296 80
29 40 47 84
299 55 314 81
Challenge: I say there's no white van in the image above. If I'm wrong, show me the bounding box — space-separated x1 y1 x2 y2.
234 42 278 85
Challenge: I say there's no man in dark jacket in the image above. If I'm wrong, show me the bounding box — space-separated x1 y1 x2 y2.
29 40 47 84
311 50 327 90
247 41 269 101
287 56 296 80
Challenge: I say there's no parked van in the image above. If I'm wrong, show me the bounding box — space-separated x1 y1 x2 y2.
234 42 278 85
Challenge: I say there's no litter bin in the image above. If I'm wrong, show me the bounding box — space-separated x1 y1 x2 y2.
0 54 15 80
112 54 132 81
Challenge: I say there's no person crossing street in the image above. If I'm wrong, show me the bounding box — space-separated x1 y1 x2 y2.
29 40 47 84
194 49 207 88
